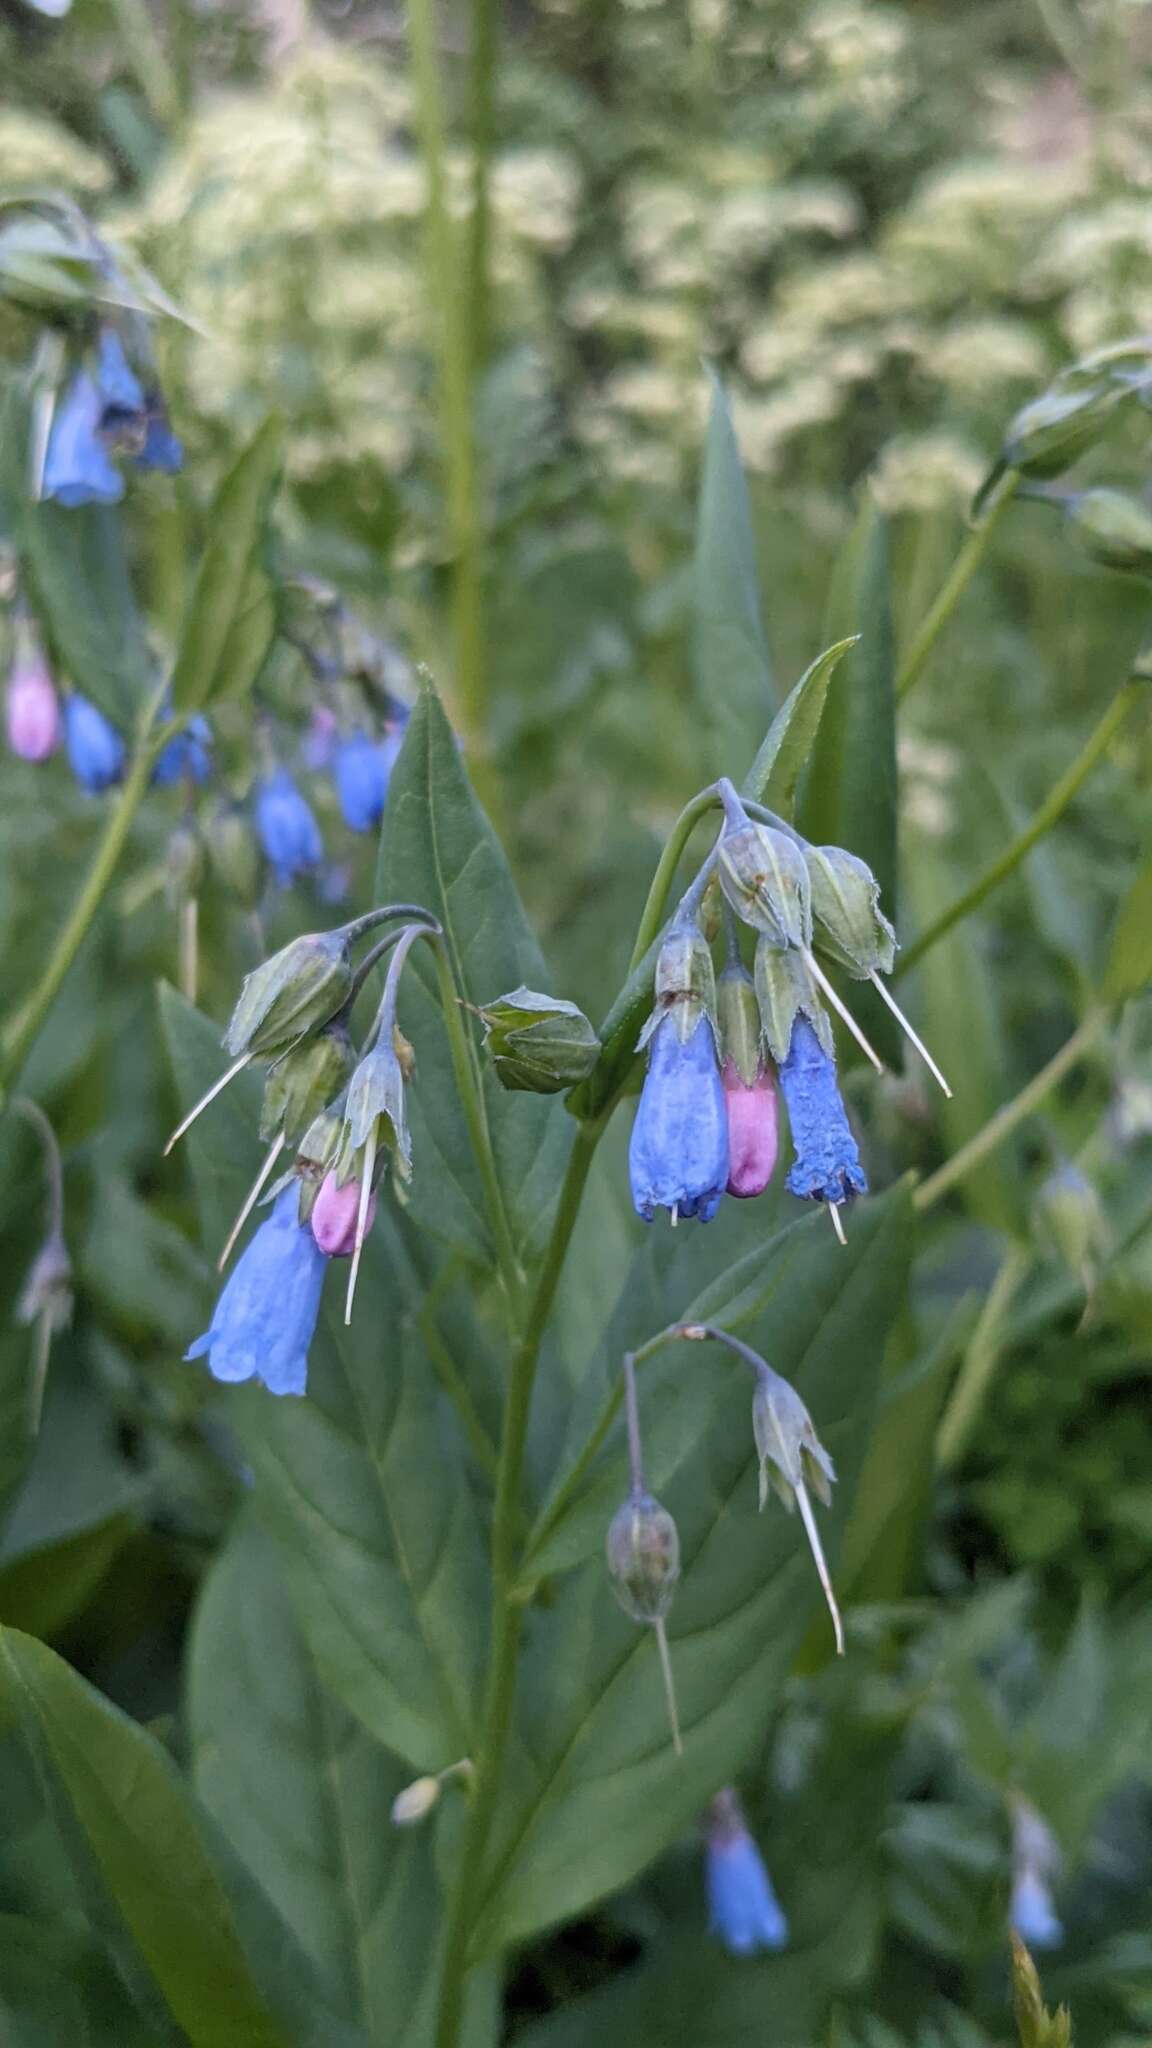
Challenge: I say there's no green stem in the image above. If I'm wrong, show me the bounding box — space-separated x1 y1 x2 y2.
407 0 488 772
467 0 498 374
935 1244 1032 1470
433 1118 605 2048
429 937 524 1317
896 676 1142 978
1 700 166 1091
627 785 721 972
896 472 1019 703
107 0 183 130
914 1010 1106 1213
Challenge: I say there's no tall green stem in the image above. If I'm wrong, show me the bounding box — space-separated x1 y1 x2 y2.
935 1245 1031 1470
896 674 1142 978
467 0 498 375
407 0 489 771
433 1118 605 2048
627 784 721 971
896 472 1018 703
1 703 166 1092
914 1010 1106 1213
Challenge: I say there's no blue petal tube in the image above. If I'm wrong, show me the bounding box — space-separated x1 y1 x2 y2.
334 730 392 832
186 1185 327 1396
778 1014 867 1205
707 1831 789 1956
64 695 126 793
43 372 124 507
254 768 324 886
629 1010 729 1223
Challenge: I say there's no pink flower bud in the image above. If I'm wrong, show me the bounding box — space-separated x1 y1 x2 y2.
722 1059 778 1199
310 1170 377 1257
6 653 60 762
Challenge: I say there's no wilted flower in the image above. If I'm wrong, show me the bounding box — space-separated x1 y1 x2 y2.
705 1789 788 1956
185 1183 327 1396
605 1488 681 1624
254 768 323 886
5 641 60 761
63 694 125 793
777 1014 867 1209
751 1355 842 1652
630 1010 729 1224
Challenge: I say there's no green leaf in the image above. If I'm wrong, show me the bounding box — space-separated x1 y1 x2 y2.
742 637 859 818
0 1626 296 2048
693 369 776 780
190 1515 489 2046
516 1936 833 2048
374 687 568 1264
169 418 281 713
1102 850 1152 1003
804 497 899 1058
158 985 489 1774
0 388 152 727
477 1182 914 1950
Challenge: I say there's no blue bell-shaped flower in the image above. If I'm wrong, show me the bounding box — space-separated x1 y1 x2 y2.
254 768 323 886
64 694 125 793
185 1184 328 1396
629 1010 729 1224
777 1014 867 1207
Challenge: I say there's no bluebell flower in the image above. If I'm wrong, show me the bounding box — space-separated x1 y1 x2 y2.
152 715 212 787
777 1014 867 1206
134 402 183 475
186 1184 327 1396
254 768 323 886
629 1011 728 1223
94 326 145 427
334 729 392 833
706 1805 789 1956
64 695 125 793
43 371 124 506
1010 1870 1063 1951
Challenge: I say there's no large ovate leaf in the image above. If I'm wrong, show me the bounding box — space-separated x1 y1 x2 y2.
158 986 488 1773
189 1515 496 2048
168 418 282 712
0 1626 332 2048
374 686 568 1264
475 1182 913 1951
693 370 776 780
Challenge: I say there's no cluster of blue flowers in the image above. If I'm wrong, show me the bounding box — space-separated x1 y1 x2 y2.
43 321 183 508
629 780 947 1239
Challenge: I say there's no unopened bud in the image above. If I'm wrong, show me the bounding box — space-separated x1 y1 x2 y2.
716 961 762 1087
17 1233 73 1331
717 805 810 948
753 938 832 1065
606 1489 680 1623
260 1023 354 1144
1002 377 1126 481
391 1776 441 1827
805 846 895 978
311 1169 378 1257
1063 487 1152 574
224 930 353 1059
480 987 600 1092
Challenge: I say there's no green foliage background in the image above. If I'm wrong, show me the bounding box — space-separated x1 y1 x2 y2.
3 0 1152 2042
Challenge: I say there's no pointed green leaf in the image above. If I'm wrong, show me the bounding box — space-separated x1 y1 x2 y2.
693 369 776 779
158 985 489 1774
374 687 568 1264
742 637 859 817
190 1516 494 2047
1102 849 1152 1003
169 418 281 712
477 1182 913 1950
0 1626 298 2048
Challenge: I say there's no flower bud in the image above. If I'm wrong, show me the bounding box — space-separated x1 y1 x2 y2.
1001 377 1126 481
805 846 896 978
224 930 354 1059
606 1489 680 1623
716 961 761 1088
391 1777 442 1828
5 638 60 762
1035 1163 1107 1281
293 1104 344 1220
479 987 600 1092
17 1232 73 1331
753 939 832 1066
207 803 264 908
1062 487 1152 574
723 1060 778 1200
311 1169 378 1257
717 807 810 948
260 1022 355 1144
64 694 125 794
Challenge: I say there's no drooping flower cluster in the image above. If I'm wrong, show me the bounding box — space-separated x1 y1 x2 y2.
172 908 436 1396
42 321 183 507
627 778 948 1240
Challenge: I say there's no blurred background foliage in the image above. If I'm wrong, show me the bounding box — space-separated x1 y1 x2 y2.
4 0 1152 2042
